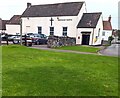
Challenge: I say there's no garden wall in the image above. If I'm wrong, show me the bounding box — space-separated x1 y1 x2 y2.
47 36 76 48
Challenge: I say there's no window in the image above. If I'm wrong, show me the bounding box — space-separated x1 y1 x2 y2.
38 27 42 34
98 28 100 37
50 27 54 35
102 31 105 36
63 27 67 36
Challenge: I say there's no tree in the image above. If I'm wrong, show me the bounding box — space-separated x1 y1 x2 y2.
108 36 114 45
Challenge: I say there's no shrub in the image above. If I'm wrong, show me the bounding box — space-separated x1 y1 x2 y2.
108 36 114 45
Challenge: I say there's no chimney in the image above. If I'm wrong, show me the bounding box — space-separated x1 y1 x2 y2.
27 3 31 8
108 15 111 22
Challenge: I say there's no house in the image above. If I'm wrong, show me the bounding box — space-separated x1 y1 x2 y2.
0 18 9 34
77 12 103 45
20 2 104 45
102 16 112 41
6 15 21 35
0 18 2 33
21 2 87 37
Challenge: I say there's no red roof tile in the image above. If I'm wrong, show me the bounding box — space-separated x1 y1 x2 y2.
103 21 112 30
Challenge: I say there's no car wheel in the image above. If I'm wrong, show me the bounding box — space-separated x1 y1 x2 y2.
13 40 19 44
36 41 40 45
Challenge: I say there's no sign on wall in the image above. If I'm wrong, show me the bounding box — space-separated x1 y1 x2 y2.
57 17 72 21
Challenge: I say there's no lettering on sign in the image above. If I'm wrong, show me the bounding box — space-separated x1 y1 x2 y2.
57 17 72 21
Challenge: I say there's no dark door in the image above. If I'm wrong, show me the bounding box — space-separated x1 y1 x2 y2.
82 35 90 45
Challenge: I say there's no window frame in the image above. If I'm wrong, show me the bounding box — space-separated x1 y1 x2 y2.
98 28 100 37
38 26 42 34
102 31 105 36
62 27 68 36
50 27 54 35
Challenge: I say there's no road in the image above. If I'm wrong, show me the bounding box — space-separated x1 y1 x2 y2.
99 44 120 57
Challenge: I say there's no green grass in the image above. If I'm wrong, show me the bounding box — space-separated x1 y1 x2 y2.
0 46 2 97
55 45 101 53
2 45 118 96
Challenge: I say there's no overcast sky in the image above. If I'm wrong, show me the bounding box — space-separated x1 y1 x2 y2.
0 0 119 29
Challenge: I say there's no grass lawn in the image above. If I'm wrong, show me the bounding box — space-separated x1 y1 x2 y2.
0 46 1 97
54 45 101 53
2 45 118 96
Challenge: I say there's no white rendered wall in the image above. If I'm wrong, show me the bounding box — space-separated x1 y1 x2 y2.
92 15 103 45
76 15 103 45
76 28 93 45
102 30 112 41
22 16 76 36
6 24 20 35
21 3 87 37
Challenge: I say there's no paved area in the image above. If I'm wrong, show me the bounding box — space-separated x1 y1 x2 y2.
31 45 119 57
99 44 120 57
31 45 99 55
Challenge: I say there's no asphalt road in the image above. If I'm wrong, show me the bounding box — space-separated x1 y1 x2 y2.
99 44 120 57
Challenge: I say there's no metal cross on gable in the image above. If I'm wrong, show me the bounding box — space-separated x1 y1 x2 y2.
50 17 54 26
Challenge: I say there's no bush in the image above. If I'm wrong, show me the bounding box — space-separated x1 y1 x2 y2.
108 36 114 45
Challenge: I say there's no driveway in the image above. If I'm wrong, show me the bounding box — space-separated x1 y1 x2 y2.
99 44 120 57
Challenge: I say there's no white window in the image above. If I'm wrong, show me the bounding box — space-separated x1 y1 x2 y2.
50 27 54 35
63 27 67 36
102 31 105 36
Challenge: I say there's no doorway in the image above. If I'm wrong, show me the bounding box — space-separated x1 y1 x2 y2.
82 34 90 45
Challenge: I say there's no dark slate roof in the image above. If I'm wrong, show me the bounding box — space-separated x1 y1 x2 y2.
77 12 102 28
7 15 21 25
22 2 84 17
103 21 112 30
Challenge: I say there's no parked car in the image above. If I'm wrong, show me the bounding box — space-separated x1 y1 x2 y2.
1 35 6 41
1 34 9 41
26 33 48 45
12 35 21 44
8 35 19 41
22 36 32 46
1 34 18 41
34 38 48 45
13 35 32 46
116 40 120 44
